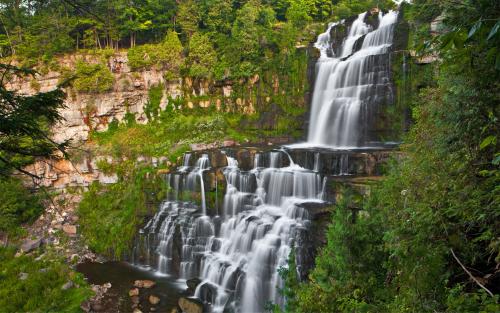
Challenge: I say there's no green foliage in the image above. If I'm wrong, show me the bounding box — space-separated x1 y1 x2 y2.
282 2 500 312
127 30 183 72
74 60 114 93
144 84 163 121
0 177 43 235
0 247 92 312
187 33 217 79
78 163 167 258
0 64 68 176
330 0 395 20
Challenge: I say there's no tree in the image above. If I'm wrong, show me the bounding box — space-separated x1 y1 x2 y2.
187 32 216 79
177 0 200 36
0 64 68 177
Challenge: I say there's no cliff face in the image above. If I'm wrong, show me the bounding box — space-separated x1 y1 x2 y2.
9 48 311 189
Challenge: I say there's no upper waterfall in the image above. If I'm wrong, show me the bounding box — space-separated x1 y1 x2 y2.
306 10 398 148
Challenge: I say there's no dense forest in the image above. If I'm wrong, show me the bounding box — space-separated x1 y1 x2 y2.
0 0 499 312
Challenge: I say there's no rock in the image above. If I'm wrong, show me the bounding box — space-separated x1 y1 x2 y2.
61 281 74 290
134 279 155 288
178 297 204 313
129 288 139 297
19 272 28 280
91 303 104 311
133 309 143 313
149 295 160 305
186 277 201 293
62 224 77 235
131 295 140 304
20 238 42 253
80 301 91 312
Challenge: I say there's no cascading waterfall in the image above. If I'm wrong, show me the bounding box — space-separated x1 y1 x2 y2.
135 150 326 312
307 10 398 148
133 9 401 313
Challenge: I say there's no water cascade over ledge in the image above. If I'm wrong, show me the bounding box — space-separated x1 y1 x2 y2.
132 9 402 313
306 10 399 148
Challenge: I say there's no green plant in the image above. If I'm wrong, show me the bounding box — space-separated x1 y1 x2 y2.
0 247 92 312
0 177 43 235
74 60 114 93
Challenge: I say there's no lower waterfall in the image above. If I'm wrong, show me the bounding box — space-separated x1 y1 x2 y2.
134 150 327 312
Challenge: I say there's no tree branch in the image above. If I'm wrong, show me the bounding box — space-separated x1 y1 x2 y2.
450 248 495 298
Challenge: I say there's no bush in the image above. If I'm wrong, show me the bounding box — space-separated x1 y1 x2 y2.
0 247 92 312
127 30 183 72
74 60 114 93
78 164 167 258
0 177 43 235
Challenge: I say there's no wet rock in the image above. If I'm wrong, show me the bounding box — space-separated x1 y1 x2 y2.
20 238 42 253
186 277 201 293
61 281 74 290
129 288 140 297
178 297 204 313
149 295 160 305
62 224 77 235
134 279 156 288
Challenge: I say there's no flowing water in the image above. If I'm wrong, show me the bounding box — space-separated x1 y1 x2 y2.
131 10 400 313
307 10 398 148
134 150 326 312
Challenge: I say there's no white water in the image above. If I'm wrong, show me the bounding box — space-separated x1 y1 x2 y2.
137 151 325 312
307 11 398 148
134 10 400 313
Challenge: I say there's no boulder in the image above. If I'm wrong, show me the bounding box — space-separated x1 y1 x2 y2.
148 295 160 305
20 238 42 253
178 297 203 313
129 288 139 297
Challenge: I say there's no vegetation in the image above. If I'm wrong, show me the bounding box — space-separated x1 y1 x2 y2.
0 177 43 236
0 0 395 80
281 1 500 312
78 162 168 258
0 247 92 312
74 60 114 93
0 64 68 177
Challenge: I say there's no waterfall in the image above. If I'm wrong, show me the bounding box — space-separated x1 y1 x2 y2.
135 151 326 312
307 10 398 148
133 9 401 313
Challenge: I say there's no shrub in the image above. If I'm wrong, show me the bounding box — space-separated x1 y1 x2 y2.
74 60 114 93
127 30 183 72
0 247 92 312
0 177 43 235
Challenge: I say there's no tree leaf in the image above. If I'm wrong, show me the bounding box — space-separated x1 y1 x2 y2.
480 135 496 150
487 21 500 41
467 20 482 40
